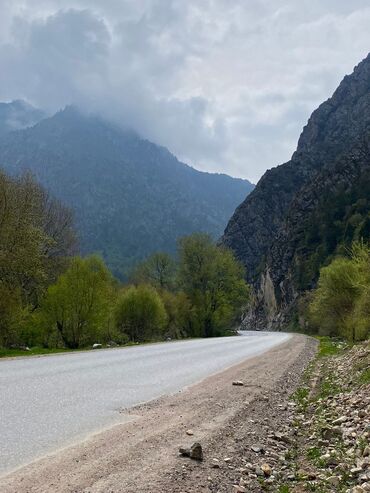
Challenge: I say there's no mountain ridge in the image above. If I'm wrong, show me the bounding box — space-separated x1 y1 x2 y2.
222 52 370 329
0 104 253 278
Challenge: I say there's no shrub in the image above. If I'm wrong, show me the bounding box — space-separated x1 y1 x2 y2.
114 285 168 342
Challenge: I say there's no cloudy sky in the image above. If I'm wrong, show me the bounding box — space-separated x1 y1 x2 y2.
0 0 369 182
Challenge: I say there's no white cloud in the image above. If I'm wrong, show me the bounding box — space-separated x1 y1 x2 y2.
0 0 369 181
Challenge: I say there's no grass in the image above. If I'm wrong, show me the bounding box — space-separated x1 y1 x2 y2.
316 336 344 358
359 367 370 385
278 486 291 493
0 346 77 358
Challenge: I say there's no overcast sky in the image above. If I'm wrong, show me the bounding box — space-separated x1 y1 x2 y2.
0 1 369 181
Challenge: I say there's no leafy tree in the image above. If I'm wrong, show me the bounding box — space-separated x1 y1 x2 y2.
178 233 250 337
309 241 370 341
0 170 76 347
38 256 113 348
114 285 168 342
130 252 176 291
160 290 192 339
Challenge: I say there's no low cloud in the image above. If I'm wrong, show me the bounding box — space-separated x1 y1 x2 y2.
0 0 369 181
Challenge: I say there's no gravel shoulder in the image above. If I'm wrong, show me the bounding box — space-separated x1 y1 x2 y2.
0 334 316 492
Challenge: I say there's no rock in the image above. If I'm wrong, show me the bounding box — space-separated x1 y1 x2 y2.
232 381 244 386
333 416 348 425
352 487 365 493
251 445 264 453
190 442 203 461
322 426 343 440
92 343 102 349
179 442 203 461
363 446 370 457
179 446 190 457
221 53 370 329
186 430 194 436
261 463 272 476
327 476 340 487
224 457 232 463
233 486 246 492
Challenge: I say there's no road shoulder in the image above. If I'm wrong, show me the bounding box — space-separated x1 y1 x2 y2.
0 334 316 492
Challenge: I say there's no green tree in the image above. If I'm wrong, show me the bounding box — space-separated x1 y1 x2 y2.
130 252 176 291
114 285 168 342
0 170 76 347
178 233 250 337
160 290 192 339
309 241 370 341
38 256 113 348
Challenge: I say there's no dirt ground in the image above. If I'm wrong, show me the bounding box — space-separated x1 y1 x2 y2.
0 334 317 493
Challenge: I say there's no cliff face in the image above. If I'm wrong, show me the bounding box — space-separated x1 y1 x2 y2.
222 53 370 329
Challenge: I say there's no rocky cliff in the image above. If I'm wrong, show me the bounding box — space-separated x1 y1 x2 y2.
222 53 370 329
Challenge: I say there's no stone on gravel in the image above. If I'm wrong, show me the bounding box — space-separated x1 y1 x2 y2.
189 442 203 461
186 430 194 436
327 475 340 486
251 445 264 453
261 463 272 476
232 381 244 386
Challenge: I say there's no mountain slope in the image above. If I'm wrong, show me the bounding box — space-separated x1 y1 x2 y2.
0 100 45 136
222 53 370 328
0 107 253 277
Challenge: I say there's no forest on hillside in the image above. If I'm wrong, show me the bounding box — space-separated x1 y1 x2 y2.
0 170 249 352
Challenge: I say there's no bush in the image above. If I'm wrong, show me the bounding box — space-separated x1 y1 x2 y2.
115 285 168 342
309 242 370 342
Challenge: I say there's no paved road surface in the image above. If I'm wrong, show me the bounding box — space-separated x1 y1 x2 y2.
0 331 290 475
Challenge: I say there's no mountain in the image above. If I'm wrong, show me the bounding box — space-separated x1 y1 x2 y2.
0 106 253 277
222 53 370 329
0 100 45 135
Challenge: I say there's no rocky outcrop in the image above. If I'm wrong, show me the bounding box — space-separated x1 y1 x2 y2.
222 53 370 328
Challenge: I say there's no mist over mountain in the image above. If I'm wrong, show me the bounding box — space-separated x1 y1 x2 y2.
222 53 370 329
0 104 253 277
0 100 45 136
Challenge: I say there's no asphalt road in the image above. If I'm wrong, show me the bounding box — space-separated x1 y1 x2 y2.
0 331 290 475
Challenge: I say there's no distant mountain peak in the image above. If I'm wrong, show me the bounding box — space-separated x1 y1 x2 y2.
0 105 254 278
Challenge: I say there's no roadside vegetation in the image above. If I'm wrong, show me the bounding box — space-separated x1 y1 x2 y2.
301 241 370 343
0 171 250 354
273 337 370 493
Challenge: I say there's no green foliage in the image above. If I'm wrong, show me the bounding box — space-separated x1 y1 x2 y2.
0 170 251 350
0 170 76 347
309 242 370 342
178 233 250 337
114 285 168 342
37 256 114 348
160 290 192 339
316 337 344 358
359 367 370 385
130 252 176 291
0 107 253 280
294 171 370 292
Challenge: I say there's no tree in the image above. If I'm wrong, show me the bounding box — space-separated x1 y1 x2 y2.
130 252 176 291
114 285 168 342
0 171 77 347
178 233 250 337
38 256 113 348
309 241 370 341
